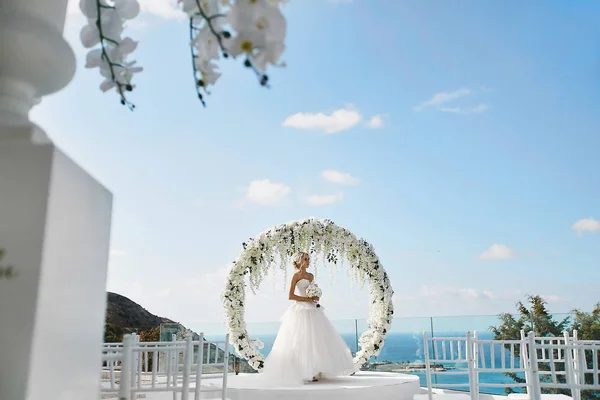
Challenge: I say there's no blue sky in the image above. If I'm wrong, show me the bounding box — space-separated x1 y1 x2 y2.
32 0 600 331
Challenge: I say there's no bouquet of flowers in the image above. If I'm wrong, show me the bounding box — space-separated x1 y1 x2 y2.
306 282 322 308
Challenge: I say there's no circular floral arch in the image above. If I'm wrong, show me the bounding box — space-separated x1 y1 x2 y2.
221 218 394 371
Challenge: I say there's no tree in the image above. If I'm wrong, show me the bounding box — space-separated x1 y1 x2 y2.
490 295 570 395
571 303 600 400
104 323 124 343
139 326 160 342
572 303 600 340
138 326 161 371
490 294 570 343
491 295 600 400
176 326 194 340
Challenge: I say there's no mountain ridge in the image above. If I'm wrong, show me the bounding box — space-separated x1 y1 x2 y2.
104 291 175 341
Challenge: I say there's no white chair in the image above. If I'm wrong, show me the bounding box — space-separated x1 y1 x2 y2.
100 333 230 400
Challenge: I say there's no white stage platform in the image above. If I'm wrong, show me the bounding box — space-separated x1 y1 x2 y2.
200 371 421 400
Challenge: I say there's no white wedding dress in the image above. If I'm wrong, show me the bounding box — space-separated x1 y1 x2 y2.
260 278 356 385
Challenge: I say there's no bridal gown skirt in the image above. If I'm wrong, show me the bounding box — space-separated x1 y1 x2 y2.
260 301 356 386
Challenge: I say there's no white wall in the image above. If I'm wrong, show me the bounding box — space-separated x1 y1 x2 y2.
0 137 113 400
0 138 54 400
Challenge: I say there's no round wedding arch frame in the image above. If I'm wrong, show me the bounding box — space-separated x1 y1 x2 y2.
221 218 395 371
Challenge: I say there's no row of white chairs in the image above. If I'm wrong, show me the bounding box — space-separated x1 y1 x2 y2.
422 330 600 400
101 333 230 400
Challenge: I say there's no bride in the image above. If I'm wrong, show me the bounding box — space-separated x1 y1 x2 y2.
261 251 356 385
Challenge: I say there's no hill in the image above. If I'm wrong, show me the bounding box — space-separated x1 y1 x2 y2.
102 292 256 373
104 292 174 342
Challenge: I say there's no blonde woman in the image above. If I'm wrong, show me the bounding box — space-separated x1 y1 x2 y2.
261 252 356 385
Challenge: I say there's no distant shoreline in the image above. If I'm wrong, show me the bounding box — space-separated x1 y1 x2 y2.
361 361 454 373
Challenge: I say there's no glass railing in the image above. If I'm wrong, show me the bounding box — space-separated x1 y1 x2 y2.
190 312 576 394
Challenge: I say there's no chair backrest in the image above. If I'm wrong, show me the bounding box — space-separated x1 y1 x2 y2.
100 333 230 400
422 331 478 400
192 334 230 400
420 330 600 400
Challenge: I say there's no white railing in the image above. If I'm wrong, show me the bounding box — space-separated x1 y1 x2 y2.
474 333 529 394
422 330 600 400
101 332 230 400
422 332 477 394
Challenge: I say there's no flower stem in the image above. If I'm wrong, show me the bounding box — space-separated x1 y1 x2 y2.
95 0 135 110
194 1 228 55
189 16 206 107
187 1 272 106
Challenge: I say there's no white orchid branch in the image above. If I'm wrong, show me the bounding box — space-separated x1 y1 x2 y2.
187 0 277 107
80 0 142 110
95 1 135 109
80 0 288 110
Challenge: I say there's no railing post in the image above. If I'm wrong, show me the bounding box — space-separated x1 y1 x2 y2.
423 331 434 400
564 331 581 400
520 329 530 388
119 334 134 400
133 334 141 389
194 333 205 400
430 316 438 386
572 330 583 388
355 319 359 354
172 334 178 400
222 334 230 400
527 332 542 400
151 343 158 389
182 333 193 400
468 331 478 400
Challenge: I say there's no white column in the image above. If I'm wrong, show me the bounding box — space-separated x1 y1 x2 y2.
0 1 114 400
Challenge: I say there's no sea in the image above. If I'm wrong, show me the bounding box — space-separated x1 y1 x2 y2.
211 331 525 395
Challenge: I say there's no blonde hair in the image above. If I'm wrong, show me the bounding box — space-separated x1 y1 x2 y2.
291 252 309 270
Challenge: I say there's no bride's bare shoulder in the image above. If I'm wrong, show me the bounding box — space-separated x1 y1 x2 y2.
307 272 314 279
291 271 302 280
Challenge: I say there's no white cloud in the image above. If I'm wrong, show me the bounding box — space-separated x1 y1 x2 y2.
143 265 234 326
244 179 291 206
282 106 362 134
365 115 384 128
541 294 566 304
478 244 515 260
106 280 171 309
571 217 600 236
110 249 129 257
394 285 569 318
440 104 489 114
414 88 472 112
306 193 344 206
419 285 494 301
192 199 204 208
126 18 150 31
321 170 360 186
68 0 185 19
184 265 231 292
138 0 186 19
414 88 490 115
